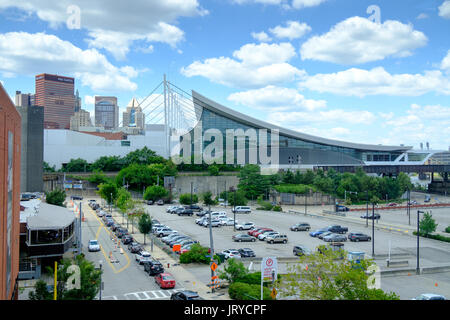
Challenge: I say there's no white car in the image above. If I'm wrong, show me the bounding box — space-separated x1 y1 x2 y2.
97 210 106 217
412 293 446 300
235 222 255 231
258 231 279 241
219 217 237 226
232 206 252 214
221 249 241 259
88 239 100 252
135 251 152 264
210 211 227 218
155 227 177 237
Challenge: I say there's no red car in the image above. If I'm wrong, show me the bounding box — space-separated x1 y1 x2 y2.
248 228 264 236
387 203 397 207
253 228 273 237
155 273 176 289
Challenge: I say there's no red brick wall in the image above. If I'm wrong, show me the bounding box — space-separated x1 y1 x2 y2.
0 82 21 300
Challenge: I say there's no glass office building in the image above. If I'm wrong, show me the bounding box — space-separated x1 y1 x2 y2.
180 91 441 167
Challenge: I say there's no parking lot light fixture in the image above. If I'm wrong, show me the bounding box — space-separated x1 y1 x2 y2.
417 210 425 274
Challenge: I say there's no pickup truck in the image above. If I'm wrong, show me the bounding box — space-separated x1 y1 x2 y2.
327 225 348 234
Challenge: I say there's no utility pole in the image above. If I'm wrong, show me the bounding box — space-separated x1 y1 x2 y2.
372 202 375 257
208 204 215 293
417 210 424 274
366 190 369 227
190 182 193 206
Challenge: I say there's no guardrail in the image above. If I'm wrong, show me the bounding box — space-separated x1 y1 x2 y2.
349 203 450 211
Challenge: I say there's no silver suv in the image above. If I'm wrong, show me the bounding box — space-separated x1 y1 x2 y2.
265 234 288 244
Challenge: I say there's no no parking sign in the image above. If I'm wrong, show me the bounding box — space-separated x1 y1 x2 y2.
261 257 277 282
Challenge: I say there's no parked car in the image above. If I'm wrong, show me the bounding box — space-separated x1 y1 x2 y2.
178 239 198 248
248 227 264 236
323 234 347 242
156 199 164 205
360 213 381 220
327 225 348 234
235 222 255 231
196 210 210 217
128 242 143 253
387 202 397 207
232 234 256 242
412 293 446 300
309 228 329 237
155 272 176 289
195 217 208 225
210 211 227 219
169 236 191 248
135 251 152 265
266 234 288 244
168 206 184 214
162 233 182 244
408 200 418 205
71 195 83 200
424 195 431 203
290 223 311 231
166 206 178 213
317 231 334 240
253 228 273 238
348 233 372 242
170 290 203 300
232 206 252 214
258 231 279 241
221 249 241 259
152 223 166 232
178 209 194 216
155 227 177 237
336 205 349 212
144 260 165 276
293 245 311 257
105 219 115 227
219 217 237 226
238 248 256 257
146 200 154 205
202 218 221 228
115 228 129 238
185 204 203 212
88 239 100 252
121 235 133 245
110 222 120 232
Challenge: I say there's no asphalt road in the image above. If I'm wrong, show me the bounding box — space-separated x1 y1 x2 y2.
81 202 184 300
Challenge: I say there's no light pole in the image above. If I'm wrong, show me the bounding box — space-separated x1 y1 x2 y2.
345 190 358 203
99 260 103 300
365 190 369 227
229 186 236 231
372 202 375 257
110 193 112 214
407 188 411 225
417 210 424 274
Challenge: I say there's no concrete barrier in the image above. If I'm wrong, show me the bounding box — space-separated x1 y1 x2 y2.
386 260 409 268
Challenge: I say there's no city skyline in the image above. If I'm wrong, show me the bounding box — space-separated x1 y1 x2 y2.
0 0 449 150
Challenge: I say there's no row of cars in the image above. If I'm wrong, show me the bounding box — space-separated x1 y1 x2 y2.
231 226 289 244
309 225 372 242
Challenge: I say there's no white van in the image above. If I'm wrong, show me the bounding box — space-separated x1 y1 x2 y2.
211 211 227 218
232 206 251 214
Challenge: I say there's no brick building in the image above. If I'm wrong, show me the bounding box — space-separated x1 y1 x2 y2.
0 81 21 300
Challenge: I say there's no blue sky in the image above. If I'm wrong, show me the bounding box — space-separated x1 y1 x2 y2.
0 0 449 150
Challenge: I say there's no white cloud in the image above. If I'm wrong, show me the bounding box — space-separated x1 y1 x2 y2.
231 0 327 9
0 32 139 92
269 21 311 40
0 0 206 59
227 86 327 111
269 109 376 125
300 16 428 64
299 67 450 97
228 85 326 111
381 104 450 149
441 50 450 73
416 13 429 20
439 1 450 19
251 31 272 42
181 42 305 88
84 95 95 106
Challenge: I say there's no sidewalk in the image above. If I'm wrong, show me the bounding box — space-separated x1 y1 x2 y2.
107 205 230 300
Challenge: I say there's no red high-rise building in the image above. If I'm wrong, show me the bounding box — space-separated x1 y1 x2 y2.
35 73 75 129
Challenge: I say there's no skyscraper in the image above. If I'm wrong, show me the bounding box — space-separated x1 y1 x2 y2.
123 97 145 131
35 73 75 129
95 96 119 130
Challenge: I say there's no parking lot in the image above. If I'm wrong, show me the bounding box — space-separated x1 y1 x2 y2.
145 203 450 265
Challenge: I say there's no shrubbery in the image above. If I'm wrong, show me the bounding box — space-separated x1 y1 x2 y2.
179 193 199 205
179 244 210 264
45 189 66 207
413 231 450 243
445 226 450 233
228 282 273 300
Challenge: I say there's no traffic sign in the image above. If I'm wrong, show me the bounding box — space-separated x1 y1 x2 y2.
270 287 277 299
261 257 277 282
211 262 218 271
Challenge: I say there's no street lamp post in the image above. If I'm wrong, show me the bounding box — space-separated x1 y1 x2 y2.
417 210 424 274
229 186 237 231
110 193 112 214
99 260 103 300
365 190 369 227
372 202 375 257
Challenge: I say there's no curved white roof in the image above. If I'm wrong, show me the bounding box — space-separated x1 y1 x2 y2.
192 90 412 152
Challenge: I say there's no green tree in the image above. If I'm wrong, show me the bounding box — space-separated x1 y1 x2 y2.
218 258 249 283
115 164 156 191
208 164 220 176
138 213 153 244
419 212 438 237
276 247 399 300
63 158 91 172
144 185 168 201
227 189 248 206
88 170 110 185
122 147 166 166
45 189 66 207
34 254 102 300
97 182 118 204
202 191 217 207
28 280 52 300
90 155 124 172
43 161 56 173
179 193 198 205
238 164 271 200
115 187 132 217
